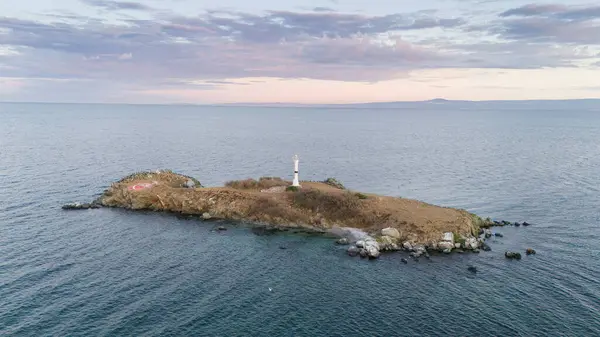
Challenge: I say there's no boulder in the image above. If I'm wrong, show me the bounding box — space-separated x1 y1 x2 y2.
454 243 462 249
366 245 380 259
400 258 408 264
442 232 454 242
347 246 359 257
472 249 480 253
501 220 511 226
216 226 227 231
526 248 536 255
402 241 413 251
505 251 522 260
381 227 401 239
202 212 212 220
514 222 521 227
494 233 504 238
522 222 531 227
359 248 368 258
443 248 452 254
184 179 196 188
356 240 365 248
484 229 492 238
378 236 399 251
364 239 380 250
465 237 479 250
336 237 350 245
481 243 492 251
438 241 454 250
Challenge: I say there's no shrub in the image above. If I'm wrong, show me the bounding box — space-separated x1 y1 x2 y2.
286 186 299 192
225 177 291 190
453 232 466 245
323 178 346 189
291 189 362 222
355 193 368 200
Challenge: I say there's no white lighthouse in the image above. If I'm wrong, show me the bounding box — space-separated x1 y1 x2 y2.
292 154 300 187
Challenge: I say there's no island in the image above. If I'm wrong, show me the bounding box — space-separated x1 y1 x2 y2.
64 169 526 259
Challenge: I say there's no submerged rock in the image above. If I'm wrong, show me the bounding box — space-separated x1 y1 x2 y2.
481 243 492 252
522 222 532 227
62 202 100 210
336 237 350 245
400 258 408 264
505 251 522 260
494 233 504 238
216 226 227 231
467 265 477 273
526 248 536 255
514 222 521 227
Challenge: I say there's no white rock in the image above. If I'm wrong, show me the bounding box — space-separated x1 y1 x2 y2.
455 243 461 249
413 244 426 254
403 241 413 251
356 240 365 248
366 245 380 259
438 241 454 250
442 232 454 243
364 239 380 251
381 227 401 239
465 237 479 250
202 212 212 220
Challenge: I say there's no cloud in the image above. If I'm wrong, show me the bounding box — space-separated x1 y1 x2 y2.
80 0 153 11
468 4 600 45
500 4 600 21
0 4 597 101
312 7 335 12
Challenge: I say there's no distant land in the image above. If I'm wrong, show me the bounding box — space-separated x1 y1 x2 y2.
1 98 600 109
223 98 600 110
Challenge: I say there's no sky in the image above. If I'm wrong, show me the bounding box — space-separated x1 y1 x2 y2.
1 0 600 104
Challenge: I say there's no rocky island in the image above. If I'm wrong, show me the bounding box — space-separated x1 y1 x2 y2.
65 169 526 259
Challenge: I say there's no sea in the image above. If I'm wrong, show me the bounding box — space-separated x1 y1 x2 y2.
1 102 599 336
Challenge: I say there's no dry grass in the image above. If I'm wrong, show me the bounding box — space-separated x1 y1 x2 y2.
99 172 477 243
225 177 291 190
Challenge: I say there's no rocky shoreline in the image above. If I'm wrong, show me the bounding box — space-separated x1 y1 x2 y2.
62 169 537 262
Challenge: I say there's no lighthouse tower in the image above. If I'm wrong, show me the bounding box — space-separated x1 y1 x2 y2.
292 154 300 187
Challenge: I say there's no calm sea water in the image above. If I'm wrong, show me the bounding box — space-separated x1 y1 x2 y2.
1 103 599 336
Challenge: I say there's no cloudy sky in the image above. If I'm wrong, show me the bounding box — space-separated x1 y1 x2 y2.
1 0 599 103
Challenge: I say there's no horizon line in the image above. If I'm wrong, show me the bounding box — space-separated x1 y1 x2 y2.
1 97 600 107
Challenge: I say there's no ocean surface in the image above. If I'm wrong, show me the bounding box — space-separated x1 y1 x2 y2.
1 102 599 336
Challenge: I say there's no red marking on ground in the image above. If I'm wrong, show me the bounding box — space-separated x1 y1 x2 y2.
128 183 154 191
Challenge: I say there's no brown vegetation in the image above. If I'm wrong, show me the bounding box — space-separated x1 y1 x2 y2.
98 171 479 244
225 177 290 190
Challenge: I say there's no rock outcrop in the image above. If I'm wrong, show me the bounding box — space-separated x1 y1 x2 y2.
505 251 522 260
62 202 101 210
